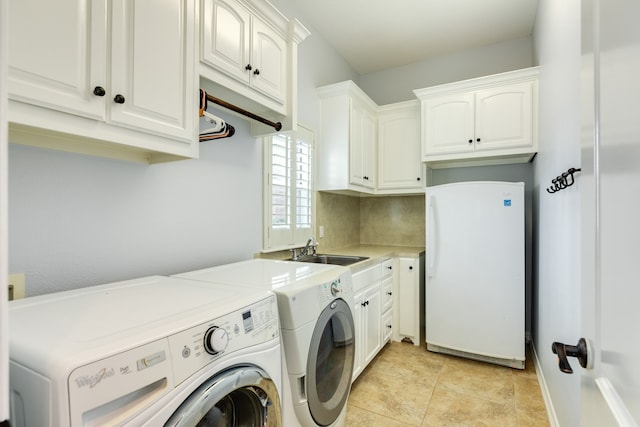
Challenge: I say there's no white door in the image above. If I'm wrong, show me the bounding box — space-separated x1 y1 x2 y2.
574 0 640 424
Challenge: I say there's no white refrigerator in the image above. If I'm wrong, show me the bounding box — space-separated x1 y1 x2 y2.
425 181 525 369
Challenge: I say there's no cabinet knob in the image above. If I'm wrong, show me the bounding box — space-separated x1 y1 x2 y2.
417 177 421 181
386 324 392 329
113 94 125 104
409 266 413 270
476 138 481 142
253 69 260 75
386 291 392 296
387 266 392 270
93 86 106 97
245 64 252 71
468 139 473 143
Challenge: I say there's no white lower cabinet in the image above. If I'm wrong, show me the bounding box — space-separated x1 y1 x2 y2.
396 255 425 346
351 257 393 382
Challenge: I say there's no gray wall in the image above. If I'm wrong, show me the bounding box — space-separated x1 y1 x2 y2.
359 36 534 105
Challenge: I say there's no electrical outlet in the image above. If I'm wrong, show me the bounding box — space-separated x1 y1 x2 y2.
319 225 325 238
8 273 26 300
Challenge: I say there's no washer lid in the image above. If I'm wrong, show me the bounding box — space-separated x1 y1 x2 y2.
174 259 345 290
9 276 272 369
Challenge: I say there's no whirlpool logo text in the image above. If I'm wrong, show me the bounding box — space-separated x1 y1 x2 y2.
75 367 115 389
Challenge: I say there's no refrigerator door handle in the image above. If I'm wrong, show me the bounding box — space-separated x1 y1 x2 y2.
427 194 436 277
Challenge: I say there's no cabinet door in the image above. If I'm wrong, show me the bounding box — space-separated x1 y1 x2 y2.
398 257 417 339
423 93 474 157
474 81 533 151
349 99 376 189
110 0 196 142
250 18 286 103
361 108 377 189
363 284 382 366
201 0 251 85
8 0 106 119
351 291 364 382
378 104 423 190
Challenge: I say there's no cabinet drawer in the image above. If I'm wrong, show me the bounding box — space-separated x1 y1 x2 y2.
381 258 393 279
381 277 393 313
382 309 393 343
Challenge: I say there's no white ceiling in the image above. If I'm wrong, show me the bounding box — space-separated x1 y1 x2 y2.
295 0 539 75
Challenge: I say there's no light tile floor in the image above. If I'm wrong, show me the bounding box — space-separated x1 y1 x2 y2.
346 341 550 427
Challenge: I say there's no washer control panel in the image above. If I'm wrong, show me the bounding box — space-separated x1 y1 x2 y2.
316 272 353 306
168 294 279 385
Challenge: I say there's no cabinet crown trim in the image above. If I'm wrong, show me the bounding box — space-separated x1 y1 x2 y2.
413 66 539 99
316 80 377 110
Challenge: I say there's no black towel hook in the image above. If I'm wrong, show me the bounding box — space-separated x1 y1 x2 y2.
547 168 581 194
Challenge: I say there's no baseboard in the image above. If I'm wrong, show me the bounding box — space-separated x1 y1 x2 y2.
531 341 561 427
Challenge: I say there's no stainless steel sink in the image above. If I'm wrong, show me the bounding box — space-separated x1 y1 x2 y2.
292 254 369 266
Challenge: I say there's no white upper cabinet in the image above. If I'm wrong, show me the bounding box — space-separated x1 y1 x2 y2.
377 100 423 192
317 81 424 195
202 0 285 104
415 67 538 168
200 0 308 134
110 0 197 142
349 95 377 189
7 0 106 120
317 81 378 194
8 0 198 163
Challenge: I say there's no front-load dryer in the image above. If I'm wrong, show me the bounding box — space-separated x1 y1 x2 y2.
174 259 356 427
8 275 282 427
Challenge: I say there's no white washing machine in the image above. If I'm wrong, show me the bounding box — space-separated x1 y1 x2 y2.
174 259 356 427
8 275 282 427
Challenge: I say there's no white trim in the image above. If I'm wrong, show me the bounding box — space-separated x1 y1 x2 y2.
531 341 561 427
0 0 9 419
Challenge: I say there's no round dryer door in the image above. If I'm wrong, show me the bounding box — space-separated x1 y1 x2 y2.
164 365 281 427
306 299 355 426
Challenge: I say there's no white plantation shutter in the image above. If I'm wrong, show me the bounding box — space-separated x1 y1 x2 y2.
263 126 314 250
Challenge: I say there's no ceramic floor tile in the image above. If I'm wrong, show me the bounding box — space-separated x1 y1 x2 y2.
346 343 549 426
345 404 413 427
437 356 515 404
366 342 445 388
349 367 434 425
421 386 518 427
514 376 547 414
516 408 551 427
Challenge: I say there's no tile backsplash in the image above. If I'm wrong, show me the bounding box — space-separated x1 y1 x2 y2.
316 192 425 251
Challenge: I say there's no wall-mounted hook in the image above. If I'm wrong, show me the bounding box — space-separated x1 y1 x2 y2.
547 167 581 194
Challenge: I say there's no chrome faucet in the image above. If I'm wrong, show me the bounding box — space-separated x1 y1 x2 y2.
301 237 318 257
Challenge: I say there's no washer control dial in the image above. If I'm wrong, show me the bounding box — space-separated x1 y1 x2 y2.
203 327 229 355
330 280 341 297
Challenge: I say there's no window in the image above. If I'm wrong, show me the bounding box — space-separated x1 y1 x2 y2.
263 126 314 251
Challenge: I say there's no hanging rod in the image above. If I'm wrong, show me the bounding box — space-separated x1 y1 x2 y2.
205 93 282 131
546 167 581 194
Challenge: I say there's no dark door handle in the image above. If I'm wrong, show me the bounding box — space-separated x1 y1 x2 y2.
113 94 125 104
551 338 590 374
93 86 106 96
